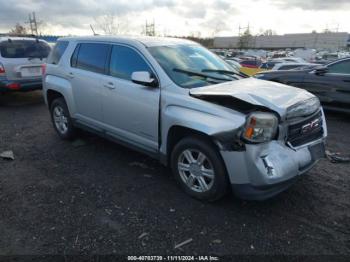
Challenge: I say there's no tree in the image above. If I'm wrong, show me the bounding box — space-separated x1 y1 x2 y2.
9 23 27 35
238 28 252 49
262 29 276 36
95 14 129 35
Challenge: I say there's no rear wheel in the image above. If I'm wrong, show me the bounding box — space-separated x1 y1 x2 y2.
170 136 229 201
50 97 76 140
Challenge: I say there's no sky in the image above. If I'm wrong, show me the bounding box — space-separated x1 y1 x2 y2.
0 0 350 37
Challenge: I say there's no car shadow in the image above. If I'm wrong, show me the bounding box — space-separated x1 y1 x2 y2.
0 90 44 107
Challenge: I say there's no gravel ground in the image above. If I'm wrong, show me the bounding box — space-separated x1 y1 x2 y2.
0 91 349 257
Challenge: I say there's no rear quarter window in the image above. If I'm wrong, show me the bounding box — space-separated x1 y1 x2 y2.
47 41 69 64
0 40 50 59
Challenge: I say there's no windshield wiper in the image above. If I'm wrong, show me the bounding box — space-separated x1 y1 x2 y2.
173 68 232 82
201 69 248 78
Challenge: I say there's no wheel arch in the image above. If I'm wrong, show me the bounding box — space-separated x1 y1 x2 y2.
160 105 245 165
163 125 222 166
47 89 64 108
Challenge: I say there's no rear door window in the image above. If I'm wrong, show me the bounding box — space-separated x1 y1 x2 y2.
0 40 50 58
109 45 152 81
72 43 110 74
47 41 68 64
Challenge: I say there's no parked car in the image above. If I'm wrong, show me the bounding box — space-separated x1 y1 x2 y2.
239 59 264 76
255 58 350 113
224 59 242 71
271 57 307 64
270 62 320 71
43 36 327 201
0 36 50 93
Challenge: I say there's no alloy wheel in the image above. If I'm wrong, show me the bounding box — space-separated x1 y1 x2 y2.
177 149 215 193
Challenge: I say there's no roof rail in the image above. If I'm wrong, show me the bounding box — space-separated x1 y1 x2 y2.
3 34 37 38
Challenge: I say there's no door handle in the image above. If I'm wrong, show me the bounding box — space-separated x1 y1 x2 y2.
66 72 75 79
104 82 116 89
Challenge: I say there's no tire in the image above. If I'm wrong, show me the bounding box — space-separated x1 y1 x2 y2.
170 136 229 201
50 97 76 140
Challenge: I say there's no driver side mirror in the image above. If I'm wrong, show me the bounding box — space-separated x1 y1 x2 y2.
131 71 158 88
314 66 328 76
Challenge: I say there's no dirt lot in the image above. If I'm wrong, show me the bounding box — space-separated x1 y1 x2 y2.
0 91 349 257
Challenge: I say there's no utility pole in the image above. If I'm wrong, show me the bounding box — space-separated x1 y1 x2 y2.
27 12 39 36
238 23 249 36
145 20 155 36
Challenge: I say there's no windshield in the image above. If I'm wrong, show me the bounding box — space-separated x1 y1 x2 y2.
0 40 50 59
148 44 240 88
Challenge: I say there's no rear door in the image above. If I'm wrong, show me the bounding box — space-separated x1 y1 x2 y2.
0 39 50 80
69 42 111 127
100 44 160 152
302 59 350 108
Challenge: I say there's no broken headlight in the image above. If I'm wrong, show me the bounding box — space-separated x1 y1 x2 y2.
286 97 320 119
242 112 278 143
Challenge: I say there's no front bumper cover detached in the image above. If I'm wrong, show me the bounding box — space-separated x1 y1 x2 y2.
221 139 326 201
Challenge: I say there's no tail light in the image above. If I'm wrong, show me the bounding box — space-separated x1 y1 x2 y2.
0 63 5 76
6 83 21 90
41 64 47 75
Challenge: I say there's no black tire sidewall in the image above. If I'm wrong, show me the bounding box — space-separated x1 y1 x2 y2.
171 136 229 201
50 98 75 140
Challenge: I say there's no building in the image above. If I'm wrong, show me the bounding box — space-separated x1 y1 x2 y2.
214 32 350 50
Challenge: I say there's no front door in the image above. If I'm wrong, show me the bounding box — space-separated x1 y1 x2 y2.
101 44 160 152
302 59 350 108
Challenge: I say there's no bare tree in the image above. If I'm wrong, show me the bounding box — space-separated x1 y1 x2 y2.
262 29 276 36
95 14 129 35
211 21 225 37
9 23 27 35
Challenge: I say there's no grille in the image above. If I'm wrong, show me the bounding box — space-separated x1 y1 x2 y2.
287 111 324 147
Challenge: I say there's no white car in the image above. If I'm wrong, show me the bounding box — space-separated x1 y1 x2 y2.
0 36 50 93
224 59 242 71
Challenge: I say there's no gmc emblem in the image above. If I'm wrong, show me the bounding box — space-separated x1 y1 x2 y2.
301 118 321 134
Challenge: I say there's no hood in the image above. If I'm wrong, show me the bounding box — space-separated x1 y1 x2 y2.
190 78 315 117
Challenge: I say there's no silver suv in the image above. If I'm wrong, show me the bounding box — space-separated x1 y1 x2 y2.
43 36 327 201
0 36 50 93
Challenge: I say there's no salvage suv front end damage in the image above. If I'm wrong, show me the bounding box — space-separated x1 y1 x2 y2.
190 78 327 200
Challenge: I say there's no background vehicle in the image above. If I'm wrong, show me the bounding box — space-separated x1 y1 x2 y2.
271 62 320 71
239 58 264 75
0 36 50 93
255 58 350 113
224 59 242 71
43 36 327 201
272 57 307 64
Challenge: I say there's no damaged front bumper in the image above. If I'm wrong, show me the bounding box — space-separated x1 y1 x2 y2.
221 136 326 201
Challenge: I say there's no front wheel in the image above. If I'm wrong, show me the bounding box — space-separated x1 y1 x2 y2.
170 136 229 201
